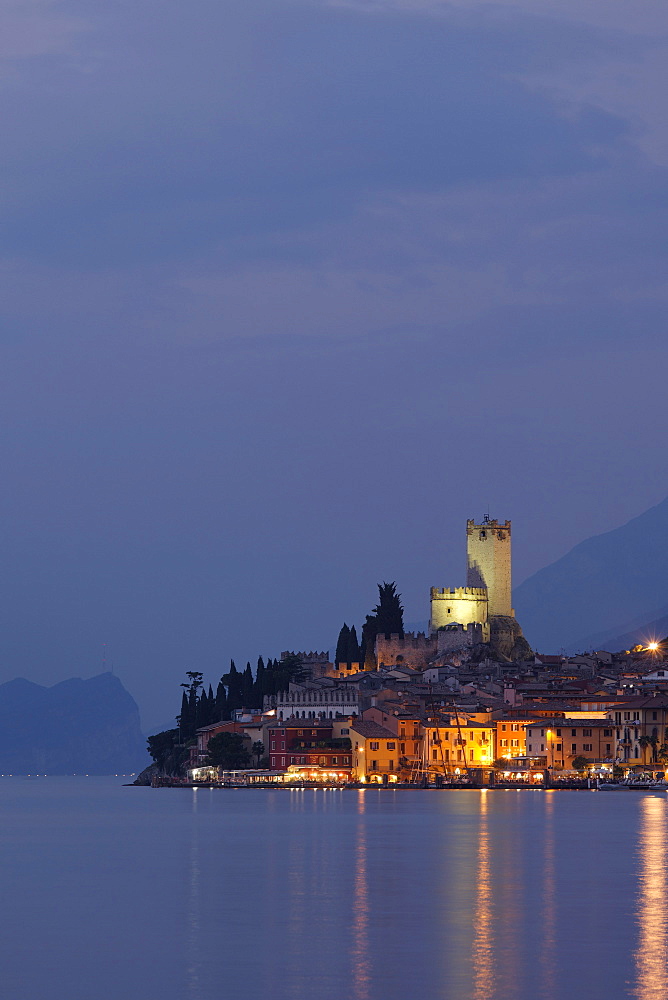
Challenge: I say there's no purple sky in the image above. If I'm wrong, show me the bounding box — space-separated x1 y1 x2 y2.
1 0 667 727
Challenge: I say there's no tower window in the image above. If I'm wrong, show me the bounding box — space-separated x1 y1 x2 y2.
480 531 486 539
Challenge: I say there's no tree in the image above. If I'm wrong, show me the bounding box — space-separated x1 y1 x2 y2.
639 735 652 765
360 581 405 669
206 732 251 769
335 624 350 666
572 755 590 773
147 729 191 776
373 582 405 638
251 741 265 767
273 654 307 692
241 662 255 707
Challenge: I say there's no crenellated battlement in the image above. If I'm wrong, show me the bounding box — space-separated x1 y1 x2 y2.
467 518 511 534
431 587 487 598
375 631 438 670
282 651 330 660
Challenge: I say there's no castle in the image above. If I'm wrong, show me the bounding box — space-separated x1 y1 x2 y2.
371 516 531 670
430 517 513 640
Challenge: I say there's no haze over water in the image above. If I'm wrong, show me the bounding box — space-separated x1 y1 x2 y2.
0 780 665 1000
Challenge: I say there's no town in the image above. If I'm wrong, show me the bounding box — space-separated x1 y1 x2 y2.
145 517 668 788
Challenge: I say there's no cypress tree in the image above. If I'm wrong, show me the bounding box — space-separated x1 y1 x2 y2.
348 625 361 667
242 662 254 707
215 680 228 721
255 657 266 703
335 624 350 666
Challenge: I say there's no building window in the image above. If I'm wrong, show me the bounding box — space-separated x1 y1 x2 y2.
501 739 508 748
527 730 532 737
511 740 519 748
604 729 612 737
298 730 303 736
527 744 532 752
653 712 659 720
444 749 450 761
583 729 592 737
512 724 520 732
388 760 394 771
370 741 379 751
343 757 349 764
400 743 405 754
571 743 577 752
332 757 338 765
501 724 507 732
571 729 576 737
605 744 611 753
271 741 275 750
540 744 544 752
311 730 317 735
556 743 562 751
541 730 545 736
281 757 285 766
556 729 561 737
433 749 438 760
371 760 377 770
387 742 396 750
583 744 592 752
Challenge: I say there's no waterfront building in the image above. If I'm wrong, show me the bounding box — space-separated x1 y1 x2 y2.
423 717 495 772
525 719 615 769
350 721 400 783
607 693 668 765
267 721 352 775
495 718 535 761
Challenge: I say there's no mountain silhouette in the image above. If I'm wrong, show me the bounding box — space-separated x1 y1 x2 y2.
513 497 668 653
0 672 145 774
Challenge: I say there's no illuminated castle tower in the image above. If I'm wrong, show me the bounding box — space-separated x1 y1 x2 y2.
466 517 513 618
430 516 523 654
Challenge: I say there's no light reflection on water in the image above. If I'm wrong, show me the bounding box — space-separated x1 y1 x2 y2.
472 789 494 999
352 790 371 1000
635 795 668 1000
0 779 662 1000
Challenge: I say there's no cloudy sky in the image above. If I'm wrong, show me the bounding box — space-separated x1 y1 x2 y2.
1 0 666 724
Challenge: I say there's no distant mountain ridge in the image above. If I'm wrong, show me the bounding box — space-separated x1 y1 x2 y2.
513 497 668 653
0 672 145 774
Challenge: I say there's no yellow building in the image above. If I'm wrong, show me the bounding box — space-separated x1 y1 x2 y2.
350 721 400 783
424 716 495 773
495 718 535 761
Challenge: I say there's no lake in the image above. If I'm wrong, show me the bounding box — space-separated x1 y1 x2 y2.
0 779 664 1000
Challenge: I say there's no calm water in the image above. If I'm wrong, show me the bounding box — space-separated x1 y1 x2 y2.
0 779 665 1000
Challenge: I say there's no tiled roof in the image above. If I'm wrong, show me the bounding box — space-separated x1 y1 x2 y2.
350 721 396 738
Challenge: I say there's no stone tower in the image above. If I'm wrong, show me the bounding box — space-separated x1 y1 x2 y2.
466 517 513 618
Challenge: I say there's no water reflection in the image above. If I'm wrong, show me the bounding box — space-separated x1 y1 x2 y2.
539 792 556 1000
635 796 668 1000
186 789 202 1000
352 790 371 1000
472 790 494 999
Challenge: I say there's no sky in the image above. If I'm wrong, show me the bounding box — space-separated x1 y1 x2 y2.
0 0 667 727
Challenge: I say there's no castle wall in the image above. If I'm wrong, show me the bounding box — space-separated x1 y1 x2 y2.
430 587 488 632
375 632 438 670
466 519 513 618
436 622 486 652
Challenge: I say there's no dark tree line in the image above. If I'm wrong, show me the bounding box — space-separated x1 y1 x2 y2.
336 581 404 671
146 654 306 773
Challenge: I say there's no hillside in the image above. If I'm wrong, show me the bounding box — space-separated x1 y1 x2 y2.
513 496 668 653
0 672 145 774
